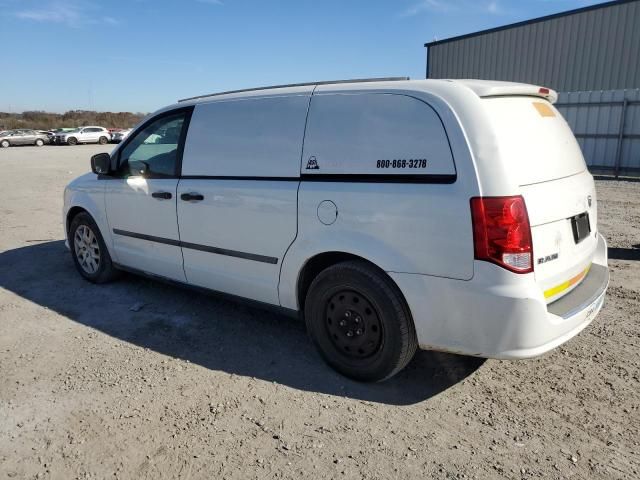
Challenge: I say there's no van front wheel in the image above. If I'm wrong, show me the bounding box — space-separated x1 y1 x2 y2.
69 212 119 284
304 260 417 382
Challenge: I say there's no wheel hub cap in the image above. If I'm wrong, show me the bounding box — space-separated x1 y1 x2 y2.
74 225 100 274
325 290 382 358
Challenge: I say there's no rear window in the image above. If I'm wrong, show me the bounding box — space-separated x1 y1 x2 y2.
482 97 586 185
302 93 455 176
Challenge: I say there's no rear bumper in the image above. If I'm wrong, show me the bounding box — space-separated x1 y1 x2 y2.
389 233 609 359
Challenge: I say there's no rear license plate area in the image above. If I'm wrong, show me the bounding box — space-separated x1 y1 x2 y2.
571 212 591 244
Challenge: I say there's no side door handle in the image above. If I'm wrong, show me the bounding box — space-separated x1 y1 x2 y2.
152 191 172 200
180 192 204 202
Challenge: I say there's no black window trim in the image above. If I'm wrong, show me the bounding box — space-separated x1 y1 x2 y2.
110 105 194 180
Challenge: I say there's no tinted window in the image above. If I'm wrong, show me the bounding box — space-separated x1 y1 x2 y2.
302 93 455 176
181 95 310 177
119 112 186 177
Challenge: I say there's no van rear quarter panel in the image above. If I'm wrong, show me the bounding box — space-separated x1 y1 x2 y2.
279 86 480 310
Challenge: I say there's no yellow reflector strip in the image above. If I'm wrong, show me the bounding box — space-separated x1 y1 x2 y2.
544 265 591 299
533 102 556 117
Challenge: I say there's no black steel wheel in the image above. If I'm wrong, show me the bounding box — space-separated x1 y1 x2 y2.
325 289 383 359
305 260 417 382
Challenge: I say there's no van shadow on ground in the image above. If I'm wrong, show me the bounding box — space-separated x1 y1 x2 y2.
0 241 484 405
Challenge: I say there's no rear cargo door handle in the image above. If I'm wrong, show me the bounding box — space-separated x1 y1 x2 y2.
152 191 172 200
180 192 204 202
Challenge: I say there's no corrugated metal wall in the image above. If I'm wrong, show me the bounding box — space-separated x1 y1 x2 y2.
556 89 640 176
427 0 640 92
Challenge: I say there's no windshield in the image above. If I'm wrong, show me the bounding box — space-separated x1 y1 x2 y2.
0 131 10 137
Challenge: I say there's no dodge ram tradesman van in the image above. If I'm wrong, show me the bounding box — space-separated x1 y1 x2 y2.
63 78 609 381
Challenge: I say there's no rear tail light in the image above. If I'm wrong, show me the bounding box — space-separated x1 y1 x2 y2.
470 196 533 274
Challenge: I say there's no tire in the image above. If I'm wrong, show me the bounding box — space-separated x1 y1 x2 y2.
69 212 119 284
0 140 9 148
304 260 418 382
98 136 108 145
67 137 77 146
35 138 44 147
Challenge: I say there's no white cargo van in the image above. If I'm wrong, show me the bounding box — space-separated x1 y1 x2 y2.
63 78 609 381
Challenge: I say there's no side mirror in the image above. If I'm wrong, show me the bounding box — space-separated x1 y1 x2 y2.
91 152 111 175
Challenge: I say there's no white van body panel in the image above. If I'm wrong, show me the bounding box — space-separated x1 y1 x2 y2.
177 179 297 304
301 92 456 176
63 173 110 250
177 94 308 304
392 233 607 358
277 181 475 311
105 177 186 282
63 78 609 362
182 95 311 177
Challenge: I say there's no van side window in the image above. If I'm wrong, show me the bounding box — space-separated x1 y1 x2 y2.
181 95 310 177
119 112 187 178
302 93 455 176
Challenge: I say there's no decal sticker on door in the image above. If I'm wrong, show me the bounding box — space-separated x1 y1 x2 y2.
376 159 427 169
306 156 319 170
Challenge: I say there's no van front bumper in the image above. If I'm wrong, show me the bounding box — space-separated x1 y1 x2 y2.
389 233 609 359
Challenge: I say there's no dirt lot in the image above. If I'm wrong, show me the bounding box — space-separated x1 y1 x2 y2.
1 145 639 479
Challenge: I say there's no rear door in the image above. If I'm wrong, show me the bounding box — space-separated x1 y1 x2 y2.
22 130 37 145
482 97 597 302
105 109 192 281
177 94 310 305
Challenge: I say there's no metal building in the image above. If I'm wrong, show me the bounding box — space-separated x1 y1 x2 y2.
425 0 640 92
424 0 640 177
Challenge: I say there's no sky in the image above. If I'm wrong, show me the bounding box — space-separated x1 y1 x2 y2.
0 0 608 113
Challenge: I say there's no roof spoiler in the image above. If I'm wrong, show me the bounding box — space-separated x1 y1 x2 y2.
450 79 558 104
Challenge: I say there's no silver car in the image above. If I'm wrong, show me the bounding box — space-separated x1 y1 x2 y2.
110 128 132 143
0 129 50 148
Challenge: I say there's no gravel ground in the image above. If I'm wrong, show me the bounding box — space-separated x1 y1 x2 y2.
0 145 639 479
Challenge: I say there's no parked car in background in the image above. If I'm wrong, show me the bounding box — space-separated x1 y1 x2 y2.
53 127 111 146
110 129 132 143
48 128 76 142
0 129 49 147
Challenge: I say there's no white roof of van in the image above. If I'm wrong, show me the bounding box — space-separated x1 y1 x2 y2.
170 78 557 112
164 78 558 114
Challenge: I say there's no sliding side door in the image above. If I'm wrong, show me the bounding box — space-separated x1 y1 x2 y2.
177 93 311 305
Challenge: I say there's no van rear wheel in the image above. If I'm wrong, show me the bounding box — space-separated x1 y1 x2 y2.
304 260 417 382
